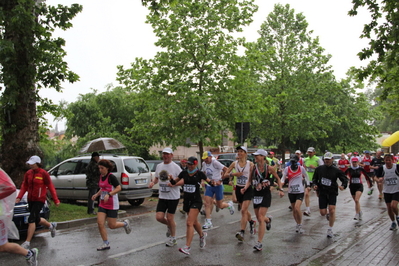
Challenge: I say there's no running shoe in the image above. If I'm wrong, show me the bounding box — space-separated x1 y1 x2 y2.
179 246 191 255
26 248 38 266
253 241 263 251
200 232 207 248
326 213 330 221
124 219 131 234
359 211 363 221
97 243 110 251
202 221 213 229
21 241 30 250
228 201 235 215
179 209 186 214
368 187 374 195
249 220 256 235
266 216 272 231
288 205 292 211
166 227 171 237
390 222 397 231
303 210 310 216
165 237 177 247
235 231 244 241
327 229 333 238
200 209 206 216
296 224 304 234
50 222 57 238
354 213 359 220
215 203 220 212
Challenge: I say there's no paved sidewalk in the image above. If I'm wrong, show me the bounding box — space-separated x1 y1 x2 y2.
300 211 399 266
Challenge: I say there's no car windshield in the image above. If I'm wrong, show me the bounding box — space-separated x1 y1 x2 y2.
124 158 149 173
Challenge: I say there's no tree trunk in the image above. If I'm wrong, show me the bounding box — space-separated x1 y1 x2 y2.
0 0 42 186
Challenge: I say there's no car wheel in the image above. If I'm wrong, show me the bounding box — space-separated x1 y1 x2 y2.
127 198 145 206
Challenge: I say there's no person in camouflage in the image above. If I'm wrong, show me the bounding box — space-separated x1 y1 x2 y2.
86 152 100 214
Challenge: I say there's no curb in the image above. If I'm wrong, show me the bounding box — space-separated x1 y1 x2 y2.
57 210 127 230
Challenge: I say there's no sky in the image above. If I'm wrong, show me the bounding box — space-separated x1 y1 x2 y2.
44 0 371 130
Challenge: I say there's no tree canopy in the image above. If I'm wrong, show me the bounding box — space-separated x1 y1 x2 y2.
0 0 81 184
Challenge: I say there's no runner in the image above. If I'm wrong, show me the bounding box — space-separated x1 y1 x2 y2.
224 146 256 241
281 155 309 234
92 159 131 251
303 147 324 216
370 149 385 199
250 149 284 251
16 155 60 250
344 157 372 220
201 151 234 230
379 154 399 230
360 150 375 195
148 148 182 247
172 156 210 255
337 153 350 173
0 168 38 265
313 152 348 238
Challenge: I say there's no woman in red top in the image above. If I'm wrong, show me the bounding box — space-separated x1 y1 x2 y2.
337 153 350 173
16 155 60 250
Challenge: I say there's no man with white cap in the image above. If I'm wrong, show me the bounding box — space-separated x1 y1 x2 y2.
295 150 304 166
201 151 234 229
313 152 348 238
149 148 182 247
303 147 324 216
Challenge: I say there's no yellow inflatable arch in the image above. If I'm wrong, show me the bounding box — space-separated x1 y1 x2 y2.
382 131 399 147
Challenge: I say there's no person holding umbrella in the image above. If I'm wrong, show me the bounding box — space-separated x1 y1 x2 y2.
92 159 131 251
86 152 100 214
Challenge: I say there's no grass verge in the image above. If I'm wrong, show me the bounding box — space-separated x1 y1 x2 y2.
49 203 94 222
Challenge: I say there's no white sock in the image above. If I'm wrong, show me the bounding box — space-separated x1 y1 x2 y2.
306 207 310 212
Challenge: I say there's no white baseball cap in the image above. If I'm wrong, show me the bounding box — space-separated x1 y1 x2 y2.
253 149 267 157
26 155 41 165
162 147 173 154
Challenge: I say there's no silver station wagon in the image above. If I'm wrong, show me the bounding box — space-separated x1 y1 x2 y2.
48 154 152 206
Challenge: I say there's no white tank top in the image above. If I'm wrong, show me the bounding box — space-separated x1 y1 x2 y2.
235 160 251 187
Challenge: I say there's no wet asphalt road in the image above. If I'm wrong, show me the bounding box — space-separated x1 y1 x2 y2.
1 189 393 266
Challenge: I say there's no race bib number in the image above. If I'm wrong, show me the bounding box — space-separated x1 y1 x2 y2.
321 177 332 186
159 183 171 193
339 165 345 168
364 162 370 165
253 196 263 205
100 191 108 200
237 176 247 185
183 184 196 193
290 184 300 193
386 178 398 186
351 178 361 184
307 167 315 172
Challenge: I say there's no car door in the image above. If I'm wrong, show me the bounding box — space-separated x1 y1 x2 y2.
72 159 91 199
48 159 80 200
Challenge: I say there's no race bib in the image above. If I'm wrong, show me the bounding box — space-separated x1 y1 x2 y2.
339 165 345 168
237 176 247 185
290 184 300 193
386 178 398 186
364 162 370 165
253 196 263 205
159 183 171 193
351 178 360 184
321 177 332 186
307 167 315 172
100 191 108 200
183 184 196 193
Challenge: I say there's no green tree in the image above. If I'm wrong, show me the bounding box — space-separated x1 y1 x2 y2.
117 0 258 157
245 4 335 155
61 87 153 159
350 0 399 116
0 1 81 184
